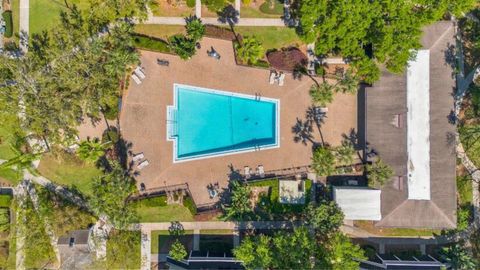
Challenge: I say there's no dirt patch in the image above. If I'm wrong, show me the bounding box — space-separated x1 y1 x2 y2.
150 0 194 17
250 186 269 208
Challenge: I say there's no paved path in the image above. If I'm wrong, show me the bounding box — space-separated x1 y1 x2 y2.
195 0 201 18
145 16 285 26
15 183 27 270
19 0 29 52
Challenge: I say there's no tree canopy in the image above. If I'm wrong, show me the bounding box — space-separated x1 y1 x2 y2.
311 146 336 176
366 159 394 188
296 0 477 83
305 201 344 237
235 36 265 64
222 181 253 220
0 1 143 148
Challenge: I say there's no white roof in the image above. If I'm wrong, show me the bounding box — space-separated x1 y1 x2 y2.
333 187 381 221
406 49 431 200
279 180 306 204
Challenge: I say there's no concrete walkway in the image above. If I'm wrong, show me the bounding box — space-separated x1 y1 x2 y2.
14 183 27 270
19 0 29 52
144 16 285 26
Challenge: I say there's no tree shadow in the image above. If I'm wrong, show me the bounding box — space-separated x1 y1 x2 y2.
227 164 243 181
217 5 240 44
292 117 315 146
444 43 457 79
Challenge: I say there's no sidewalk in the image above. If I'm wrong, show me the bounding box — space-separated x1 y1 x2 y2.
144 16 285 26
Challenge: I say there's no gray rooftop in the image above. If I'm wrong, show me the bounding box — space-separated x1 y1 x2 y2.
366 21 457 229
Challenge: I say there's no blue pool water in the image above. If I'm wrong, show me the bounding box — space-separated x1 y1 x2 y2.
168 84 279 162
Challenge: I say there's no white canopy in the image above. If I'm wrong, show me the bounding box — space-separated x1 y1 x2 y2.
333 186 381 221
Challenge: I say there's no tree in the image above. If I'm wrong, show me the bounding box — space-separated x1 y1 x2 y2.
169 239 188 261
169 35 197 60
185 16 205 41
0 144 40 178
311 147 336 176
318 232 366 270
235 36 265 64
336 69 359 94
89 161 137 229
440 243 477 270
334 139 355 166
235 228 317 269
305 201 344 237
296 0 476 83
0 208 9 232
310 83 334 107
222 181 252 220
233 235 272 270
366 159 394 188
77 137 111 164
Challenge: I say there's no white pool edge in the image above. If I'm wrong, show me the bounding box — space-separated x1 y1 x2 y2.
167 83 281 163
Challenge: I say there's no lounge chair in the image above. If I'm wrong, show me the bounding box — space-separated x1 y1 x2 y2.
157 59 170 66
137 159 149 170
134 66 146 79
131 74 142 85
278 72 286 86
257 165 265 178
133 152 144 162
269 71 277 84
244 166 251 179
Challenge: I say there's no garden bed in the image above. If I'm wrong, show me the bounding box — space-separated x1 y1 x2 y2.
248 178 312 219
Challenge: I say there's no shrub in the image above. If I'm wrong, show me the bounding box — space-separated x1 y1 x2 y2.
235 36 265 65
186 0 196 8
102 128 120 144
168 35 197 60
169 239 188 261
2 11 13 38
185 16 205 41
132 34 172 53
457 205 473 231
183 196 197 215
0 195 12 208
0 208 9 232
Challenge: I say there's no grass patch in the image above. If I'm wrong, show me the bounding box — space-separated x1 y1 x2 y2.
135 203 194 222
0 125 18 160
134 24 185 40
457 175 473 204
30 0 90 34
0 195 12 208
151 230 194 254
0 168 21 185
132 34 173 53
354 220 441 236
107 230 141 269
131 195 167 208
183 196 197 216
37 153 103 197
240 5 282 18
234 26 302 50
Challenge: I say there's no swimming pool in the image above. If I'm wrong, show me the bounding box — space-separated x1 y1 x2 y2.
167 84 280 162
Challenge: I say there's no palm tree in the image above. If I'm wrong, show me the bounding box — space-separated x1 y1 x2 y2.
77 137 111 164
309 83 334 107
0 145 40 176
222 181 252 220
235 36 265 65
335 140 355 166
168 35 197 60
366 159 394 188
440 244 477 270
337 70 359 94
185 16 205 41
311 147 336 176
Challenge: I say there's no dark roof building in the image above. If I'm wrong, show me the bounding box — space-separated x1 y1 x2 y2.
166 251 244 270
365 21 457 229
57 229 94 270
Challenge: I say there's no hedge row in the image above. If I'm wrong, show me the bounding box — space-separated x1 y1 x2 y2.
2 11 13 38
132 34 172 54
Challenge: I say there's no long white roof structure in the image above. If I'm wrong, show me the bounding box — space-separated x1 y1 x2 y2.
406 49 431 200
333 187 381 221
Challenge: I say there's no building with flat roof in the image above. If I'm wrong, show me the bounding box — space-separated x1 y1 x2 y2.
365 21 457 228
333 186 382 221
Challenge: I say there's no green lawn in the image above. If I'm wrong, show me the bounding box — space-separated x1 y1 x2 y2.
36 153 103 197
457 175 473 205
107 230 141 269
234 26 302 50
199 229 233 235
151 230 194 254
240 6 281 18
11 0 20 41
134 24 185 40
30 0 90 34
0 126 17 160
135 204 194 222
354 220 441 236
459 123 480 168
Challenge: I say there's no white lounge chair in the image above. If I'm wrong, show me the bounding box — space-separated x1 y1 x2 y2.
244 166 251 179
131 74 142 85
278 73 286 86
134 66 146 79
137 159 149 170
257 165 265 178
269 71 277 84
132 153 144 162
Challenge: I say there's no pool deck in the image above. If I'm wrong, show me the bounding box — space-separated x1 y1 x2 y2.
120 37 357 205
